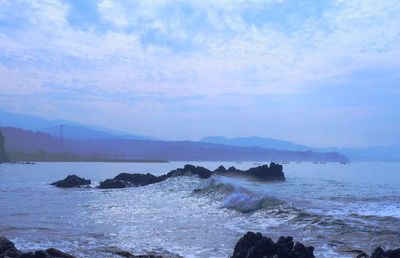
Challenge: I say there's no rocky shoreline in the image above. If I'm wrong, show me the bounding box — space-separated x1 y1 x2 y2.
2 232 399 258
51 163 285 189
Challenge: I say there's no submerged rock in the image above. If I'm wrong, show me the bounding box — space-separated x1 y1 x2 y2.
51 175 91 188
0 236 75 258
231 232 314 258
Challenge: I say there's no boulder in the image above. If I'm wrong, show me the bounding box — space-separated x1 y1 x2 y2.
0 237 75 258
0 236 22 257
51 175 91 188
231 232 314 258
370 247 400 258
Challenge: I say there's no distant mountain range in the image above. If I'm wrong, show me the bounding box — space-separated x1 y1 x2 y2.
0 108 154 140
0 127 348 162
200 136 311 151
1 108 398 162
200 136 400 162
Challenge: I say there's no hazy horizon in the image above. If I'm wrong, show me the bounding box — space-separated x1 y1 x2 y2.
0 1 399 148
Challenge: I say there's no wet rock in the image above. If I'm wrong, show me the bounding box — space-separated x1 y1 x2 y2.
166 164 213 179
45 248 75 258
0 236 22 257
97 163 286 189
97 179 128 189
277 236 294 257
98 173 162 189
357 251 369 258
114 250 135 257
370 247 400 258
218 162 285 181
51 175 91 188
114 173 162 186
0 236 75 258
231 232 314 258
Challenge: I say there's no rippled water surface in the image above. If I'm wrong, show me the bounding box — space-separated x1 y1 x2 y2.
0 162 399 257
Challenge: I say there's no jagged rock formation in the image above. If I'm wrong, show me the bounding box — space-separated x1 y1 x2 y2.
231 232 314 258
215 162 285 181
98 173 162 189
368 247 400 258
97 163 285 189
0 132 9 163
51 175 91 188
0 236 75 258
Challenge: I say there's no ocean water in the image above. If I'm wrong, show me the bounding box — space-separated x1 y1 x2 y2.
0 161 399 257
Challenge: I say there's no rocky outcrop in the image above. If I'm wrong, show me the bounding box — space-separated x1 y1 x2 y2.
98 173 162 189
369 247 400 258
96 163 285 189
215 162 285 181
0 132 9 163
231 232 314 258
51 175 91 188
165 164 213 179
0 236 75 258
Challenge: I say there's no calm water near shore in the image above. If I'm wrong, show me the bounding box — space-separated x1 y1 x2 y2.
0 162 399 257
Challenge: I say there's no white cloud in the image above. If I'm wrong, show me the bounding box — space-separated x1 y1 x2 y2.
0 0 399 99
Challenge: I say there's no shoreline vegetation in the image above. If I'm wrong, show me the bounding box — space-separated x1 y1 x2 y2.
5 151 169 163
0 127 349 163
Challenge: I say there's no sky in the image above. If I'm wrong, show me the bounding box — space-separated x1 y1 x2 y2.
0 0 399 147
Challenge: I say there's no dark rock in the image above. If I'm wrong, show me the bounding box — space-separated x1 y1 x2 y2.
51 175 91 188
98 179 128 189
277 236 294 257
166 164 213 179
0 236 75 258
231 232 314 258
370 247 400 258
217 162 285 181
115 250 135 257
357 251 369 258
98 173 162 189
215 165 226 172
97 163 285 189
386 249 400 258
45 248 75 258
231 232 263 258
0 236 22 257
34 250 51 258
19 253 36 258
114 173 162 186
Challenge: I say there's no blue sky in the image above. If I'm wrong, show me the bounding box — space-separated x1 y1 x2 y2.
0 0 399 147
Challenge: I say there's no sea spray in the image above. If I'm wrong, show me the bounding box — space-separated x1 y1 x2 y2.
200 176 284 213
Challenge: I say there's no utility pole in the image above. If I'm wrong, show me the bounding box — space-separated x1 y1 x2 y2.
60 124 64 153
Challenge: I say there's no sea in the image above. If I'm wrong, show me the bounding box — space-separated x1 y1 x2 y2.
0 161 399 257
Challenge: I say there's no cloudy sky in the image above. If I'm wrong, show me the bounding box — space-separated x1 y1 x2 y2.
0 0 399 147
